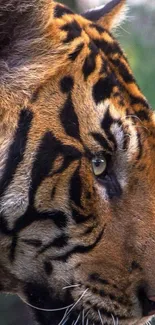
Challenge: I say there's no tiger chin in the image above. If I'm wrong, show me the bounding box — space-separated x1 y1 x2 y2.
0 0 155 324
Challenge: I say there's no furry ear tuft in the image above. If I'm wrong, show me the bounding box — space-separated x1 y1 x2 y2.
82 0 128 31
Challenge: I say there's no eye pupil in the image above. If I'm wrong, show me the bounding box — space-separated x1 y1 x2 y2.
94 160 101 167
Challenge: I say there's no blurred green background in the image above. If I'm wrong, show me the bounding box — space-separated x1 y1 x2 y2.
0 0 155 324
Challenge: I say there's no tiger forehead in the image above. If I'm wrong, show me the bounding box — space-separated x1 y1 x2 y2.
29 2 151 161
47 4 149 122
53 3 112 40
31 74 137 159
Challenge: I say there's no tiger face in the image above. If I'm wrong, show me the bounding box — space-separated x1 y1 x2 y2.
0 0 155 324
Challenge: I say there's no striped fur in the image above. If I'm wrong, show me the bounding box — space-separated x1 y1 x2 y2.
0 1 155 325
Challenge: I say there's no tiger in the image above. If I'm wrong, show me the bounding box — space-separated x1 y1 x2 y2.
0 0 155 324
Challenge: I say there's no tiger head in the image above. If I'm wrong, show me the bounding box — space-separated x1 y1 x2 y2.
0 0 155 324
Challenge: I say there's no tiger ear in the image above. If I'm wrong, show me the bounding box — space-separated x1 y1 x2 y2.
82 0 127 31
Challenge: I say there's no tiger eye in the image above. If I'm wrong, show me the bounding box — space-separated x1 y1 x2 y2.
92 156 107 176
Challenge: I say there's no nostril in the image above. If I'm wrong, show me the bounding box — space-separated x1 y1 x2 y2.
138 287 155 316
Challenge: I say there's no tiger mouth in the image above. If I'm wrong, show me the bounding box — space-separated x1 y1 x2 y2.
56 298 155 325
34 298 155 325
23 288 155 324
138 288 155 317
143 297 155 316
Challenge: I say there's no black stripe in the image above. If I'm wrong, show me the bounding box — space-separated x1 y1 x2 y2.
1 208 68 237
130 95 149 109
91 132 112 152
72 208 94 224
136 110 150 121
9 234 18 262
44 261 53 276
54 4 73 18
0 108 33 198
110 58 135 83
92 75 115 104
2 131 82 261
101 109 117 149
89 273 109 285
60 76 74 93
5 208 68 261
50 149 82 177
22 239 42 247
83 225 95 235
38 234 69 254
14 209 68 234
136 132 143 161
101 109 114 130
69 43 84 61
53 228 104 261
20 130 80 205
82 42 98 80
51 186 56 199
29 132 62 205
90 23 105 34
122 133 129 151
61 21 82 43
70 165 83 209
93 38 122 56
60 95 80 140
100 60 108 75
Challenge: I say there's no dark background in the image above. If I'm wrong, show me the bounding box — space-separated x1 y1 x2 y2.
0 0 155 324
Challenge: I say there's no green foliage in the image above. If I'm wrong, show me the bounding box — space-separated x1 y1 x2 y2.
0 295 32 325
117 6 155 108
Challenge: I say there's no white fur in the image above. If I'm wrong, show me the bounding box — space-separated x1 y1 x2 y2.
109 2 129 30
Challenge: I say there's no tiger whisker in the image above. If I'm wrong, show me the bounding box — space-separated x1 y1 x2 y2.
66 288 89 316
61 316 70 325
111 313 116 325
119 25 131 35
59 288 89 325
58 307 70 325
82 309 85 325
19 295 73 313
61 277 74 286
146 321 152 325
62 284 80 290
121 115 149 132
73 312 81 325
84 310 90 320
111 314 119 325
98 309 104 325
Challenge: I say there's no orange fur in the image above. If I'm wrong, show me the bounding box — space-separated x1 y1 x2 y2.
0 1 154 325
